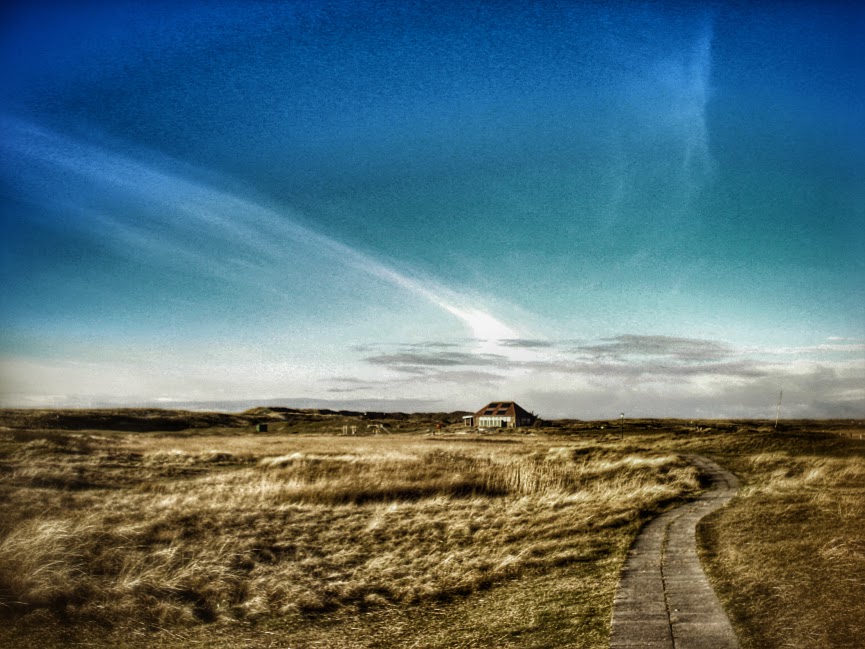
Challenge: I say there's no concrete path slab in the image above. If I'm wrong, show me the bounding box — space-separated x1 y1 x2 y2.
609 455 740 649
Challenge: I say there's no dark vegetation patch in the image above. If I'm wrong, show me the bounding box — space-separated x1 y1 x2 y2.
0 409 254 432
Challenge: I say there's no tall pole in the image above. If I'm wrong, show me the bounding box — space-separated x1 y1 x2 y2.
620 412 624 441
774 391 783 430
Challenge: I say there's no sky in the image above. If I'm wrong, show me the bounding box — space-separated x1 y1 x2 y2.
1 0 863 418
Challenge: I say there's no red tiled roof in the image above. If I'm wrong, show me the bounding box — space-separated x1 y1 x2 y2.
473 401 536 422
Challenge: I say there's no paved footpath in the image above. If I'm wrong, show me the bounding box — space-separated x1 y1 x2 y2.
609 455 741 649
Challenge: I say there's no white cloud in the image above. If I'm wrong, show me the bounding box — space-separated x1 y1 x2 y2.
645 19 714 180
3 331 863 418
742 343 865 356
353 334 864 419
1 116 521 350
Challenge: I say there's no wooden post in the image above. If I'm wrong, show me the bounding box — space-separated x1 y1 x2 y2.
774 391 783 430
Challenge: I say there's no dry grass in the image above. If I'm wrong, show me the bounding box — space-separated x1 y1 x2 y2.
3 418 861 648
0 431 699 647
696 443 865 649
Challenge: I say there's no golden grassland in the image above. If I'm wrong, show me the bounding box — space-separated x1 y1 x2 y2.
696 439 865 648
0 412 863 648
0 426 699 648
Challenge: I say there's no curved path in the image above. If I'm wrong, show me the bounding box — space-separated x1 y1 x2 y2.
609 455 740 649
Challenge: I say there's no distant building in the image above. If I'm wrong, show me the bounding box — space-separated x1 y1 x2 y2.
463 401 537 429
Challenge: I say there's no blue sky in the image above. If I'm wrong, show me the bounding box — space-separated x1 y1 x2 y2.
1 0 863 418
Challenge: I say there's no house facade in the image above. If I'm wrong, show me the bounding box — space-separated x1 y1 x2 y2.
463 401 537 428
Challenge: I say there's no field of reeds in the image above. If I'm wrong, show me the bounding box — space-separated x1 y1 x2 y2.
1 412 862 648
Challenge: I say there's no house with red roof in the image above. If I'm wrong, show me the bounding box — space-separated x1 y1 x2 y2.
462 401 537 429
